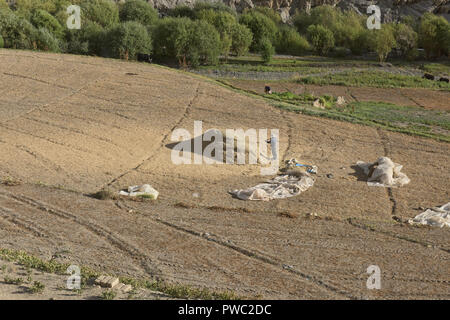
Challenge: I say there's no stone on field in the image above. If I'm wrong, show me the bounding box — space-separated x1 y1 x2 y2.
114 283 133 293
336 96 346 106
95 275 120 288
313 99 325 109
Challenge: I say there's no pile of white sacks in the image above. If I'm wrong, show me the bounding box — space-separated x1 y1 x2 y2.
409 203 450 228
356 157 410 187
119 184 159 199
230 171 315 201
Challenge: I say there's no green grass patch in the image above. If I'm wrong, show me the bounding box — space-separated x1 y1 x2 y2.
136 194 156 200
274 100 450 142
217 79 450 142
29 280 45 294
298 70 450 90
3 276 24 285
267 91 336 108
101 289 117 300
120 277 242 300
422 62 450 75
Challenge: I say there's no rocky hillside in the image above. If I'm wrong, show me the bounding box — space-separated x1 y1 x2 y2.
146 0 450 22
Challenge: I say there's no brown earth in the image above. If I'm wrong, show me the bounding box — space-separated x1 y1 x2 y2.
227 79 450 110
0 50 449 299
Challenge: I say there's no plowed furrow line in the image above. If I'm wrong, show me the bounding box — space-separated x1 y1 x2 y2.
346 218 450 254
280 111 293 162
375 128 399 218
12 143 73 178
2 72 73 91
0 123 112 160
5 72 105 123
23 117 125 151
90 106 139 121
118 201 355 299
0 190 163 278
104 82 200 188
80 92 160 110
0 205 49 238
50 110 123 130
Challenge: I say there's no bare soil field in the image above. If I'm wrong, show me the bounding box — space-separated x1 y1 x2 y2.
227 79 450 110
0 50 449 299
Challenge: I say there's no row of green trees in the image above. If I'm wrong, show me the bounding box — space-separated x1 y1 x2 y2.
292 5 450 61
0 0 449 65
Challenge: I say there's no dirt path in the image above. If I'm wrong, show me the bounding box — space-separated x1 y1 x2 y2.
0 50 449 299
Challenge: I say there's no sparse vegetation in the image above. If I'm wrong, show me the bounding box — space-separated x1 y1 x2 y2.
3 276 24 285
120 278 242 300
101 289 116 300
29 280 45 294
298 70 450 90
136 194 155 200
1 177 22 186
90 190 117 200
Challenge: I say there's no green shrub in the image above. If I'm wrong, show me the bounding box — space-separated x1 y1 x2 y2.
152 17 192 64
401 15 419 32
83 21 107 56
64 20 106 55
119 0 158 26
153 17 220 67
231 23 252 56
192 2 235 16
196 8 217 23
274 25 310 56
259 37 274 63
331 46 349 58
0 9 36 49
187 20 221 67
395 23 418 60
293 5 366 51
14 0 72 17
166 5 196 19
307 24 335 55
34 27 60 52
197 10 237 58
374 25 397 62
293 5 340 35
65 33 89 54
0 35 4 48
239 11 277 51
81 0 119 28
30 9 64 39
333 10 365 49
249 7 281 25
105 21 152 60
419 13 450 58
349 29 375 55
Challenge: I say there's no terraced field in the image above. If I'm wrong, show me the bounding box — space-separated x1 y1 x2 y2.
0 50 449 299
